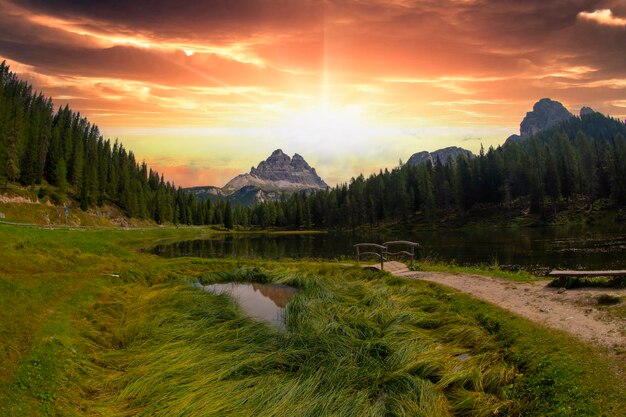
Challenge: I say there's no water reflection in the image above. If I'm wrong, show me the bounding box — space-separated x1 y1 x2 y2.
152 234 351 260
152 225 626 271
203 282 297 328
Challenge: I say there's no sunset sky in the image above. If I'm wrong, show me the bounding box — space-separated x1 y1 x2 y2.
1 0 625 187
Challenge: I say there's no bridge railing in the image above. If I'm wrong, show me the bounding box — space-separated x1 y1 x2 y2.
353 243 387 270
354 241 420 270
383 241 420 266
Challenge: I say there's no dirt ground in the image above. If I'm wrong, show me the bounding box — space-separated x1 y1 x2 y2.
400 271 626 351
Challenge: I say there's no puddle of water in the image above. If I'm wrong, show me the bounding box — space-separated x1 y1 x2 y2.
203 282 297 328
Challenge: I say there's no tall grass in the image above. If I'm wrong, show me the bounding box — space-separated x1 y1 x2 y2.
77 268 522 416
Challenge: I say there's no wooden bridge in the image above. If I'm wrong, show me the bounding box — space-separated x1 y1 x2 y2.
362 261 415 276
548 269 626 286
354 241 419 275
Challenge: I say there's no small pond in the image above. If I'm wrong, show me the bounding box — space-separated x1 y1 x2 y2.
201 282 297 328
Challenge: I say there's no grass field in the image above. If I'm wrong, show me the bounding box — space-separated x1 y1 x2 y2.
0 224 624 416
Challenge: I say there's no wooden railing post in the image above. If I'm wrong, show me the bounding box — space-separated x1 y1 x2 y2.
382 241 420 266
353 243 387 270
354 242 421 271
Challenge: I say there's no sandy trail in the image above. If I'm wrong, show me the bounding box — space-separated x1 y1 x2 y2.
397 270 625 351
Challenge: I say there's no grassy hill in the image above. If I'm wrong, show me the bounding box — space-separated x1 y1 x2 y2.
0 183 156 227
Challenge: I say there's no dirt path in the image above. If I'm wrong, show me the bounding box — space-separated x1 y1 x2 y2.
397 270 625 351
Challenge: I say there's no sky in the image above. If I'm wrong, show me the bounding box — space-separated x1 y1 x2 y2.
1 0 625 187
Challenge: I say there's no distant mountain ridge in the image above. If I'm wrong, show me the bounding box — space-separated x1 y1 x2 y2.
407 146 474 166
186 149 328 206
406 99 601 168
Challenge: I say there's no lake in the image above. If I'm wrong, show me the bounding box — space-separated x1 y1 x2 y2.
151 225 626 271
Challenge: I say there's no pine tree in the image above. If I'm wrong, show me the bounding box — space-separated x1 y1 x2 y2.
453 155 473 211
529 170 544 214
223 201 233 229
417 166 436 222
607 134 626 205
70 135 83 188
4 127 20 187
54 157 68 192
544 146 560 214
554 132 580 200
576 131 597 208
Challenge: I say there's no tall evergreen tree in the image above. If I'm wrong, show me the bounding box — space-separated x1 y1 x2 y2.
544 146 560 214
223 201 233 229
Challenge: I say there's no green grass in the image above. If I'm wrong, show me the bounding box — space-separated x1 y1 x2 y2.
0 201 121 227
0 224 624 416
411 261 543 283
605 301 626 320
0 197 163 227
597 294 621 305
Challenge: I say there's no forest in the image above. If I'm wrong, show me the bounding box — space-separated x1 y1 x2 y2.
279 113 626 230
0 62 230 226
1 61 626 229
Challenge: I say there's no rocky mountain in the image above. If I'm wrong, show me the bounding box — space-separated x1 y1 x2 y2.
186 150 328 206
226 186 281 206
407 146 474 166
505 98 575 145
579 106 596 117
185 185 225 199
223 149 328 193
520 98 573 137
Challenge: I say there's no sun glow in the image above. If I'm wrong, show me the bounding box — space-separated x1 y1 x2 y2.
279 103 372 142
250 100 414 160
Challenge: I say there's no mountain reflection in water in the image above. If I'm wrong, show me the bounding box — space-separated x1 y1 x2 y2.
203 282 297 328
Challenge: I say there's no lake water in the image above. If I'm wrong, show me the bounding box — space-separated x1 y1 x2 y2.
152 225 626 271
202 282 297 328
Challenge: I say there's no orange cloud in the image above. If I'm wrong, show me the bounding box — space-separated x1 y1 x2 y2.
148 164 242 189
1 0 625 186
578 9 626 27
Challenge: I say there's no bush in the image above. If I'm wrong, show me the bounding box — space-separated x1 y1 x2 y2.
37 187 47 201
597 294 621 305
49 191 64 206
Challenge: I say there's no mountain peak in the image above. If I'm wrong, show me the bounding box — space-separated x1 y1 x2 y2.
260 149 290 167
580 106 596 117
252 149 290 176
505 98 575 145
407 146 473 166
222 150 328 194
520 98 574 138
268 149 288 160
290 153 311 170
